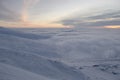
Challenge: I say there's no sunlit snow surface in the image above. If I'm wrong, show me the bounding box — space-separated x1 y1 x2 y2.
0 27 120 80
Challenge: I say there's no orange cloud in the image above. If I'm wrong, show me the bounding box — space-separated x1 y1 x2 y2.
104 26 120 29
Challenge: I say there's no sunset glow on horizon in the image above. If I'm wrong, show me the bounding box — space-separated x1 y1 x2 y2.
104 26 120 29
0 0 120 28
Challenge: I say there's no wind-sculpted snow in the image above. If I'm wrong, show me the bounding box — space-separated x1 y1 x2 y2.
53 28 120 63
0 48 86 80
10 27 120 64
0 27 120 80
0 27 87 80
0 63 54 80
0 28 59 58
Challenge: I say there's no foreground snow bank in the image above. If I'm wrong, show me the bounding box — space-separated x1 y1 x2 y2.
0 63 53 80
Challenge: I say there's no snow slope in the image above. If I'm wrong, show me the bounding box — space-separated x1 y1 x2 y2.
14 27 120 80
0 63 53 80
0 48 87 80
0 27 88 80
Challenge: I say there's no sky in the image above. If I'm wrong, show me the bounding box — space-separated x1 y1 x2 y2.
0 0 120 28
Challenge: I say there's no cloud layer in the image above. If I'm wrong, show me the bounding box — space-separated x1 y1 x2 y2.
0 0 21 22
0 0 120 28
60 9 120 28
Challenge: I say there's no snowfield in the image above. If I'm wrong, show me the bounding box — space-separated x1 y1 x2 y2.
0 27 87 80
0 27 120 80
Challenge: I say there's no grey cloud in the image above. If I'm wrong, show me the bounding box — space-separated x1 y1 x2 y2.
0 0 21 22
87 10 120 20
60 10 120 27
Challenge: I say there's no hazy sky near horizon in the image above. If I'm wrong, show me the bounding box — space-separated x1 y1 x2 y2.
0 0 120 28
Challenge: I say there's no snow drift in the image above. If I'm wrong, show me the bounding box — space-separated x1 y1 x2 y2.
0 27 87 80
